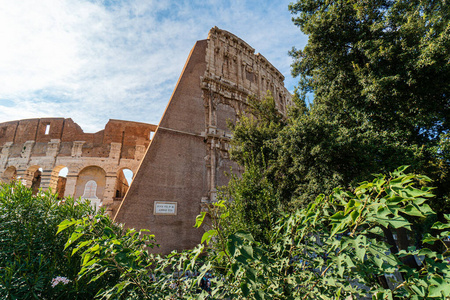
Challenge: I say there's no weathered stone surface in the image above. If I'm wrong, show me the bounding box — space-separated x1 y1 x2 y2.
114 27 292 254
0 118 156 215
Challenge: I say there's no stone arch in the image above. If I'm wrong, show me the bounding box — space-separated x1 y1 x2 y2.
74 165 106 209
2 166 17 183
49 165 68 199
24 165 42 195
114 167 133 200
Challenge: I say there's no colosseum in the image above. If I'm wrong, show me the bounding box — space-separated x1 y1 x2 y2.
0 27 291 253
0 118 156 214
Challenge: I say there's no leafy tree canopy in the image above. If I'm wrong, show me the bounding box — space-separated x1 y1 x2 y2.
230 0 450 215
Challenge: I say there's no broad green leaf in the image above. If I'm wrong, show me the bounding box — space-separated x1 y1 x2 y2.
72 240 93 255
57 219 77 234
201 229 217 245
65 231 84 249
235 231 256 242
431 221 450 230
194 212 206 228
354 235 367 262
387 215 411 230
240 282 250 297
240 244 254 259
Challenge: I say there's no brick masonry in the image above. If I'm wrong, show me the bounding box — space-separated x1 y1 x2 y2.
114 27 292 254
0 118 156 215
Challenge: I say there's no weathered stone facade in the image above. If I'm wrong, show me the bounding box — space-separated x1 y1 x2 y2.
0 118 156 214
114 27 292 253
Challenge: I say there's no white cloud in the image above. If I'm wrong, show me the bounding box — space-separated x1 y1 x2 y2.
0 0 307 132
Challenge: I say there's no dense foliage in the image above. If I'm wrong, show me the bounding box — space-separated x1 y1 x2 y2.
0 182 96 299
56 168 450 299
288 0 450 208
231 0 450 214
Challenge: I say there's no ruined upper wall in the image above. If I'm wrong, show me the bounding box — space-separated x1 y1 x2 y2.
0 118 157 159
203 27 292 115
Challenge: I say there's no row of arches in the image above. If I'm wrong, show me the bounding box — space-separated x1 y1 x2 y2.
1 165 134 210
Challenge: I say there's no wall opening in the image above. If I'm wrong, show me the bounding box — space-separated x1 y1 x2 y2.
45 124 50 135
30 167 42 195
149 131 155 140
49 166 68 199
114 168 133 200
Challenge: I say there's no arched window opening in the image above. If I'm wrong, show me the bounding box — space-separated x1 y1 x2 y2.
82 180 102 211
31 169 42 196
49 166 68 199
58 167 68 177
123 169 133 185
114 168 133 200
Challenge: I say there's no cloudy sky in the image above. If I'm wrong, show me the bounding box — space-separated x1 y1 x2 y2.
0 0 307 132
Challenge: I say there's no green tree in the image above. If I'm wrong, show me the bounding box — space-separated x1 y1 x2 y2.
285 0 450 210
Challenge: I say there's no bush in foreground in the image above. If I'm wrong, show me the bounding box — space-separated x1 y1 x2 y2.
57 167 450 299
0 182 104 299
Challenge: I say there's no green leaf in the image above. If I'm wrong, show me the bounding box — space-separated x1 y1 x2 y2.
387 215 411 230
235 231 255 242
354 235 367 262
194 212 206 228
65 231 84 249
201 229 217 245
400 204 423 217
240 282 250 297
240 244 254 259
57 219 77 234
350 209 360 224
330 211 345 221
72 240 93 255
431 221 450 230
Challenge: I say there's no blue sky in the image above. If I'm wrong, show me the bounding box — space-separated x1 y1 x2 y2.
0 0 307 132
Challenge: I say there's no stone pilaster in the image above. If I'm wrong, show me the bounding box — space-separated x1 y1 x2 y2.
103 173 118 210
64 171 78 199
0 142 13 169
71 141 85 157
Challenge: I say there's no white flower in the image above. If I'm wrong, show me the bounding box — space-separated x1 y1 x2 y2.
51 276 70 288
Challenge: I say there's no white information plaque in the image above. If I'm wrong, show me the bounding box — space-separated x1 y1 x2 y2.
154 201 177 215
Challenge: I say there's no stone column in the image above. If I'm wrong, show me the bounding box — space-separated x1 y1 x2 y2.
135 145 146 161
64 171 78 199
109 142 121 162
103 172 118 209
0 142 13 169
21 141 35 162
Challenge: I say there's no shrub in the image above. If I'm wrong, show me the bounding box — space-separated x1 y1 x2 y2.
0 181 95 299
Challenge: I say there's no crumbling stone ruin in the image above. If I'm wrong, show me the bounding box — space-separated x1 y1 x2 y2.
0 118 156 214
0 27 291 254
114 27 292 253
